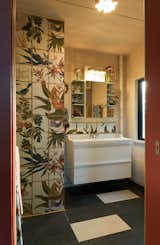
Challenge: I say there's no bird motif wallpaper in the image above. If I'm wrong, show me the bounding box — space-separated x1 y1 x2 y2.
16 13 65 215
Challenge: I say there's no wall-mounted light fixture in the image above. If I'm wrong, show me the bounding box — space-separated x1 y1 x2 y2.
85 68 106 83
95 0 118 14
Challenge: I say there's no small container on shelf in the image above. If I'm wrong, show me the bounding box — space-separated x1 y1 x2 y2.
105 66 116 83
72 80 84 94
107 96 117 106
72 94 84 105
72 105 84 117
107 107 114 118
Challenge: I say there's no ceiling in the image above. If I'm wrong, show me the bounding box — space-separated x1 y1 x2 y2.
16 0 144 55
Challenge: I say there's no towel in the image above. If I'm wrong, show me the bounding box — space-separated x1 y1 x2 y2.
16 146 23 215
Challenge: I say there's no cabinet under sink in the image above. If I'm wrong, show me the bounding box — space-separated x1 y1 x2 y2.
66 134 133 185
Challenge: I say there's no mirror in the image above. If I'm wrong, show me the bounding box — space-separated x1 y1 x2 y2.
86 81 107 118
71 76 119 120
71 66 119 120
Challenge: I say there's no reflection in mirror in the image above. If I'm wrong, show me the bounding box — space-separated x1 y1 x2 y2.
86 81 106 118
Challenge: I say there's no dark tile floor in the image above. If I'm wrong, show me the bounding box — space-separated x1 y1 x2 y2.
23 180 144 245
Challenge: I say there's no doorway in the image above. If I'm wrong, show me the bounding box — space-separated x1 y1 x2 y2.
3 0 160 245
15 1 145 244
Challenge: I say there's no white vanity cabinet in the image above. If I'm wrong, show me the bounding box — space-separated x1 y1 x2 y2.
66 134 132 185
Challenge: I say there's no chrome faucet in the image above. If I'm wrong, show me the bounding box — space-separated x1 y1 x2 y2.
89 132 99 138
89 133 96 138
88 125 99 138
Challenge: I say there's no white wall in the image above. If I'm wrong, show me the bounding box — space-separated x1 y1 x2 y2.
125 42 145 187
132 141 145 186
125 43 145 139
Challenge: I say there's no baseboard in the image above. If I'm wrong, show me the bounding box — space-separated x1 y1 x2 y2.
64 178 144 196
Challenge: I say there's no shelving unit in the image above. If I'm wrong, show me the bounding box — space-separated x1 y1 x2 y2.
71 80 85 118
106 67 119 118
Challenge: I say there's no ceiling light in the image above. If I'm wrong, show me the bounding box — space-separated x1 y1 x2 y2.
95 0 118 14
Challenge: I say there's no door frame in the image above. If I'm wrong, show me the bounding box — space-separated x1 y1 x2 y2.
1 0 160 244
0 0 16 244
145 1 160 245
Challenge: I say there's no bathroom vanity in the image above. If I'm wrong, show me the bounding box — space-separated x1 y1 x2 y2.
66 134 132 185
66 66 130 185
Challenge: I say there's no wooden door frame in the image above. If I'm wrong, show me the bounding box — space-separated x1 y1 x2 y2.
145 1 160 244
0 0 16 244
1 0 160 245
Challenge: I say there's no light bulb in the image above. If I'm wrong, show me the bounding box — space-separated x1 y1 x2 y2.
95 0 106 12
95 0 118 14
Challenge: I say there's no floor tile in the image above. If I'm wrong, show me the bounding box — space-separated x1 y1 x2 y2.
70 214 131 243
23 212 77 245
97 190 139 204
65 192 103 209
23 181 144 245
80 230 143 245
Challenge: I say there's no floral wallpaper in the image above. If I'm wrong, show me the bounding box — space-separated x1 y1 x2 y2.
16 13 65 215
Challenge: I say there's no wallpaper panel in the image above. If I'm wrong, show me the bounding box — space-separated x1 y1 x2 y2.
16 13 65 215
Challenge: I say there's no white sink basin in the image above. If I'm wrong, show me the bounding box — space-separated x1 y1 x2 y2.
67 134 132 145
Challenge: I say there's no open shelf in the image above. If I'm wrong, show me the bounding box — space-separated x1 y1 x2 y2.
72 80 85 117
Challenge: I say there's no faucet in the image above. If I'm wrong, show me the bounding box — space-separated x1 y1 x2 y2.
89 133 96 138
89 126 99 138
94 133 99 138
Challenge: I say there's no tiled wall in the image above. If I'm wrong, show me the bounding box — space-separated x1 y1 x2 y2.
16 13 121 216
66 122 117 135
16 13 65 215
